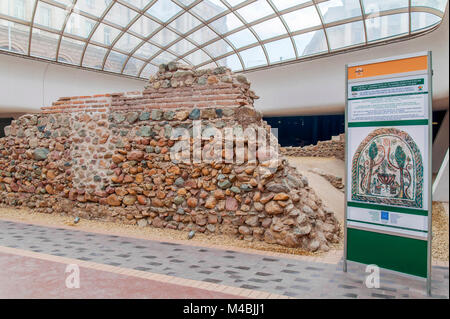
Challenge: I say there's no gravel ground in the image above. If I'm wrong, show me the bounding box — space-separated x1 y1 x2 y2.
432 201 449 262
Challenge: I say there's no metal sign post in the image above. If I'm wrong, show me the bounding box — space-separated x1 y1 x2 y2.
343 51 433 296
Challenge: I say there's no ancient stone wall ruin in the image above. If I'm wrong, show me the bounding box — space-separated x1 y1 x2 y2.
0 63 340 252
281 134 345 160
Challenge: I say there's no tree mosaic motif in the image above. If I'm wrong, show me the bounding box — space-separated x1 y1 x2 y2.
351 128 423 208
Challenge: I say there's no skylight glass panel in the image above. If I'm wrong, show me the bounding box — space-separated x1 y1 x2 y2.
210 12 243 34
223 1 247 7
64 13 96 39
265 38 295 63
198 61 218 70
271 0 310 11
104 50 127 72
240 45 267 68
363 0 408 15
58 37 85 65
82 44 108 69
168 38 196 55
326 20 365 50
114 32 141 52
226 28 257 48
104 2 137 28
140 63 159 78
130 16 160 37
34 1 67 31
204 39 234 58
74 0 112 18
184 49 211 66
91 24 121 46
187 26 218 44
236 1 274 23
293 29 328 56
411 12 442 31
53 0 74 6
134 42 159 59
0 0 35 22
191 0 228 21
169 12 202 34
177 0 197 6
282 6 321 32
0 20 29 54
123 57 145 76
122 0 148 10
151 28 179 47
318 0 362 24
30 29 59 60
366 13 409 41
217 54 242 71
147 0 182 22
412 0 448 12
151 51 177 64
252 17 287 40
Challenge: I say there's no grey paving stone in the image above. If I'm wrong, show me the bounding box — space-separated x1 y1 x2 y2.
240 284 260 290
371 292 396 299
255 272 272 276
281 269 299 274
203 278 222 283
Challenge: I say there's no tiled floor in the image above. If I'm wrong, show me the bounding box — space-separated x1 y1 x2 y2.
0 251 246 299
0 219 448 299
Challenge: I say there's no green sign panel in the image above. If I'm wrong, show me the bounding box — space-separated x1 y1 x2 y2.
344 52 432 295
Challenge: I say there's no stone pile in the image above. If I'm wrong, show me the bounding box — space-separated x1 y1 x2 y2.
0 64 340 252
281 134 345 160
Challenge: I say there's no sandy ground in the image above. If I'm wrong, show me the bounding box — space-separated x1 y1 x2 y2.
286 156 345 178
287 156 345 223
305 171 345 222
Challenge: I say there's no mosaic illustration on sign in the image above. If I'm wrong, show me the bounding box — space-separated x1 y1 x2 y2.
351 128 423 208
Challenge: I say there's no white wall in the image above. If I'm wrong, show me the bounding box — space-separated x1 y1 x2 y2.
0 54 145 114
433 110 450 173
246 8 449 116
433 148 449 202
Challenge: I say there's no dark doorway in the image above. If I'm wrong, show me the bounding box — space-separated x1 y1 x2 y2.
0 118 13 138
263 114 345 147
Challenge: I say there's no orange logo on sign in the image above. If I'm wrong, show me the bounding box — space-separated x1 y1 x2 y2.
355 67 364 77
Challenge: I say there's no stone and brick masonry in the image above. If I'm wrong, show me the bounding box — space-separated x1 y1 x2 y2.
0 62 340 252
281 134 345 160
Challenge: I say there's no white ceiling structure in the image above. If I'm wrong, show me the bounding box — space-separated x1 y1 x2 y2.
0 0 448 79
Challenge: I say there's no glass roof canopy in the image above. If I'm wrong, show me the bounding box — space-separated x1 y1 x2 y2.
0 0 447 79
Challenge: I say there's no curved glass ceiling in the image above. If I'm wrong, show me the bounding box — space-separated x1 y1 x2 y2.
0 0 447 78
